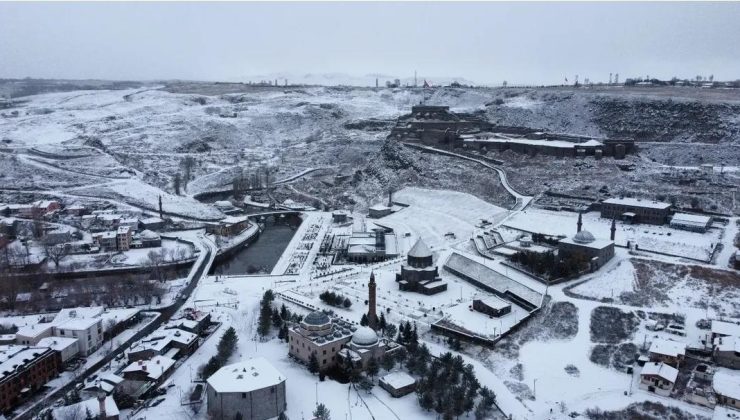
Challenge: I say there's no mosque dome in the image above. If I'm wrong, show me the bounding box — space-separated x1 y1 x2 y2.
303 311 330 326
351 327 379 347
573 230 596 244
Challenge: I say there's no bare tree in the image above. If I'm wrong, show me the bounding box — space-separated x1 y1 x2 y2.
43 238 69 269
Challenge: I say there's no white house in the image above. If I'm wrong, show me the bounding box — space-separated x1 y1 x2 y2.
713 368 740 410
640 362 679 397
648 338 686 367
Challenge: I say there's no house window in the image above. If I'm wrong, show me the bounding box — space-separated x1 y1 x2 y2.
323 350 326 355
242 393 246 399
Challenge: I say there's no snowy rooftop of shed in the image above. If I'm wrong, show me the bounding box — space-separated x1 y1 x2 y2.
380 372 416 389
649 338 686 358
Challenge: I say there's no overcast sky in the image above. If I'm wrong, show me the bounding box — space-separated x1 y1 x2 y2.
1 2 739 85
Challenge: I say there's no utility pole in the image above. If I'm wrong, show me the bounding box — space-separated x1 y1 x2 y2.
414 70 417 88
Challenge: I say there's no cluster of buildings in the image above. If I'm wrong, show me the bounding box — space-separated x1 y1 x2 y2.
387 104 635 159
636 320 740 414
599 196 713 233
0 306 140 414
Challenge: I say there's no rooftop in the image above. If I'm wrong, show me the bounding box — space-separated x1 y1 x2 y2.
207 357 285 393
640 362 678 383
712 320 740 337
52 396 119 419
671 213 712 226
649 338 686 358
380 372 416 389
408 238 432 258
602 197 671 210
122 356 176 381
713 368 740 400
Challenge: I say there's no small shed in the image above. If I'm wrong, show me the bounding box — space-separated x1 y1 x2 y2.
379 372 416 398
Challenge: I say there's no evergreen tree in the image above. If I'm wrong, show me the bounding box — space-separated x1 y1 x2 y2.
217 327 238 361
395 347 407 364
385 323 397 339
343 297 352 308
379 312 387 332
272 307 283 328
84 407 94 420
381 352 395 371
278 324 288 341
308 352 320 374
360 313 369 326
358 375 374 393
257 302 272 337
367 357 380 379
313 403 331 420
418 391 435 411
280 304 289 321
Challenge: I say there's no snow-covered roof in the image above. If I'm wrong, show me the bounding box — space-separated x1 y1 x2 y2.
380 372 416 389
640 362 678 383
712 320 740 337
52 396 119 419
713 368 740 400
476 296 511 311
580 139 603 147
130 328 197 353
303 311 331 326
408 238 432 258
351 327 379 347
0 346 54 381
36 337 78 352
207 357 285 394
602 197 671 210
122 356 175 381
714 336 740 353
649 338 686 358
369 204 390 211
670 213 712 227
221 215 249 224
139 229 160 240
15 324 53 339
558 234 613 250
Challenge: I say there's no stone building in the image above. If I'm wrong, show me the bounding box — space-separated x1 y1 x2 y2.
337 327 392 370
207 358 287 420
288 311 353 371
600 197 671 225
395 238 447 295
472 297 512 318
558 230 615 271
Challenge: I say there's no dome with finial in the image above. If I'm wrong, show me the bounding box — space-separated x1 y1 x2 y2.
572 230 596 244
303 311 330 326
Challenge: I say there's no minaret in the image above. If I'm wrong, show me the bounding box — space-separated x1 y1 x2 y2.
610 218 616 241
577 212 583 233
368 272 378 331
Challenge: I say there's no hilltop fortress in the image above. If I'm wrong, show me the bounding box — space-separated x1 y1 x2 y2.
389 104 635 159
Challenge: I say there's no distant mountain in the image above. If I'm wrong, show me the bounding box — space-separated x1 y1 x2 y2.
240 72 479 87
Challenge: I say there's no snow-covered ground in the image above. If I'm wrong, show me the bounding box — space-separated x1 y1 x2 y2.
505 208 722 261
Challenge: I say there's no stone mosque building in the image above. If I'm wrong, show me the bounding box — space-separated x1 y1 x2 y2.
395 238 448 295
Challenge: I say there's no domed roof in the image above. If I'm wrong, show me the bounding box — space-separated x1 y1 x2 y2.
351 326 379 346
573 230 595 244
408 238 432 258
303 311 330 326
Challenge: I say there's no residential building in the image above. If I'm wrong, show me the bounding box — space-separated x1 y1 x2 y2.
714 336 740 370
53 316 103 356
206 358 287 420
600 197 671 225
51 395 119 420
639 362 679 396
127 327 198 362
206 215 251 236
713 369 740 410
116 226 132 251
36 337 79 365
121 356 176 386
0 345 60 413
648 338 686 367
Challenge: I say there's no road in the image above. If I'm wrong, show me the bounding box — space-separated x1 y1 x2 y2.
14 234 216 420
